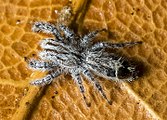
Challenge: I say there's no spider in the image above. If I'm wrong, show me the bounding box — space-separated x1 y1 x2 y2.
28 21 142 106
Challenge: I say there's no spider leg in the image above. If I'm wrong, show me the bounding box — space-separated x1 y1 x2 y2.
71 72 90 107
40 38 79 54
91 41 142 50
38 50 64 64
32 21 63 40
80 29 106 47
39 50 57 61
39 50 77 67
39 50 70 61
28 59 58 71
30 69 62 86
58 24 75 40
40 38 69 53
82 69 112 105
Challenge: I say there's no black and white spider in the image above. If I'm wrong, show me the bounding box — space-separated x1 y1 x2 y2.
28 21 142 106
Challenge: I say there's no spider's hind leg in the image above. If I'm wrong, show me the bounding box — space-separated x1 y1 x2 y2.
82 69 112 105
71 73 90 107
91 41 142 50
107 41 142 48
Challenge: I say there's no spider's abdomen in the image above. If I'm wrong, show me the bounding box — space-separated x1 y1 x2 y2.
86 51 138 81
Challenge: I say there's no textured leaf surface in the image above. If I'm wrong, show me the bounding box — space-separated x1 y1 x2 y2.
0 0 166 119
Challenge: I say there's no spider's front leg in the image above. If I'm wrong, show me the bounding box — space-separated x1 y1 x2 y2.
80 29 106 47
32 21 63 40
58 24 75 40
91 41 142 50
71 72 90 107
40 38 69 53
30 69 62 86
28 59 58 71
40 38 78 55
82 68 112 105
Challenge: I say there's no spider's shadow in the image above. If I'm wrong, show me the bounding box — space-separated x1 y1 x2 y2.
108 48 149 78
127 56 149 79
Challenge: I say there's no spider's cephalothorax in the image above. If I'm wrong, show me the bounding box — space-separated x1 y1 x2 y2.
29 21 142 106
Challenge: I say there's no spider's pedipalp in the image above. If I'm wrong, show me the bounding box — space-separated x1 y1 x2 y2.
32 22 63 40
82 69 112 105
28 59 58 71
71 72 90 107
30 69 62 86
91 41 142 50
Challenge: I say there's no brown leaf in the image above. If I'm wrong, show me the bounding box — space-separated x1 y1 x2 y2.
0 0 166 119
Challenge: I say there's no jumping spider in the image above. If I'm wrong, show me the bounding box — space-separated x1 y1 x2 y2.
28 21 142 106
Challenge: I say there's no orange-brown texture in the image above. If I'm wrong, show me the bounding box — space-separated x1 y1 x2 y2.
0 0 166 120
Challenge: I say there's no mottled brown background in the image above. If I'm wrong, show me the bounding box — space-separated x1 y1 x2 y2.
0 0 166 120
